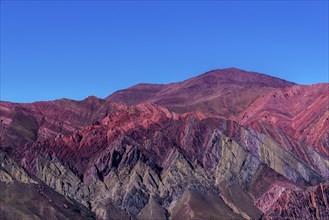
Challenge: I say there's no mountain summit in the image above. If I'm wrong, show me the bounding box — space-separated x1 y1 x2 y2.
106 68 294 116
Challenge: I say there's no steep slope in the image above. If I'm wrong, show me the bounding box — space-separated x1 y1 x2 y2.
10 103 328 219
0 151 95 220
0 96 119 150
239 84 329 178
106 68 294 117
262 182 329 219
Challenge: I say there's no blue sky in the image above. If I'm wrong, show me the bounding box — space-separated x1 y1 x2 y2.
1 1 328 102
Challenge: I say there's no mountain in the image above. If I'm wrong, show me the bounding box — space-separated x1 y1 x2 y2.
0 96 116 150
1 68 328 220
106 68 295 117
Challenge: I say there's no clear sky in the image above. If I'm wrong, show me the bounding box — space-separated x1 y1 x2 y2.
1 1 328 103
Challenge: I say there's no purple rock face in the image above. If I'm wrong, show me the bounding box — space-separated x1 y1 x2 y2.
1 68 328 219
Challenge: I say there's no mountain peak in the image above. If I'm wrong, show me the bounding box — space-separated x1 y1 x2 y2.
106 68 294 116
196 67 294 85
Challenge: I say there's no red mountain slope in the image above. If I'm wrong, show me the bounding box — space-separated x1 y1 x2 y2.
106 68 294 117
10 102 327 219
0 68 328 219
0 96 117 150
238 84 329 177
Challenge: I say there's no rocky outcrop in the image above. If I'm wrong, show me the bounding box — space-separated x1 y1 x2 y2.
0 151 95 220
0 151 37 184
262 183 329 219
239 84 329 178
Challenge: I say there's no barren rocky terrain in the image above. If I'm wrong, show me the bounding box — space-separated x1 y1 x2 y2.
1 68 328 219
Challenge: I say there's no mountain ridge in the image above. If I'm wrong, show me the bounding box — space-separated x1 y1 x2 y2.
106 68 295 117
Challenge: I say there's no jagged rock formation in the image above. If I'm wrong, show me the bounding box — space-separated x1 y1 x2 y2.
0 68 328 219
239 84 329 156
0 151 95 220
